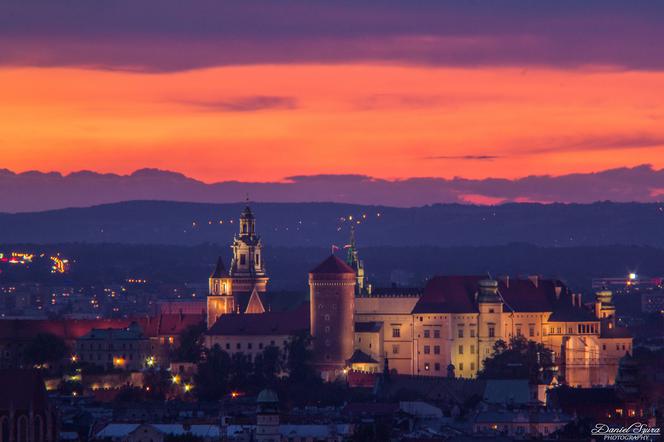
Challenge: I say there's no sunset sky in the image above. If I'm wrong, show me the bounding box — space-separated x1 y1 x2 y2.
1 1 664 184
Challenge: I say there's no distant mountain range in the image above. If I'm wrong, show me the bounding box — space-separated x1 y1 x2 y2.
1 165 664 212
2 200 664 248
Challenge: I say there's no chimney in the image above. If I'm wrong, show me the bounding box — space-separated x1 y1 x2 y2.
500 275 510 288
554 286 562 300
528 275 539 288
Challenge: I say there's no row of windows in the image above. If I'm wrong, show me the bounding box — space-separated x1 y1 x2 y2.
238 253 261 266
422 345 440 355
547 323 598 335
457 328 477 338
423 329 441 339
80 352 139 362
78 342 141 351
223 340 287 351
422 361 476 372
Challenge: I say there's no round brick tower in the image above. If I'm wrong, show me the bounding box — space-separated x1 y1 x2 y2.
309 254 356 375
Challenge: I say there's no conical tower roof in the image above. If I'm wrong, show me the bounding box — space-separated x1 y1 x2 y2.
310 254 355 274
210 256 227 278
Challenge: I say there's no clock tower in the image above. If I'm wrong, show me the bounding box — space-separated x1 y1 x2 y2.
229 205 269 294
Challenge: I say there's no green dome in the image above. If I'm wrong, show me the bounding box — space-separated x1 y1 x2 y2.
257 389 279 404
477 279 501 303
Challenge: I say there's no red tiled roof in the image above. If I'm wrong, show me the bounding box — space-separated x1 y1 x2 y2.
310 255 355 275
413 275 570 314
0 369 48 410
206 303 309 336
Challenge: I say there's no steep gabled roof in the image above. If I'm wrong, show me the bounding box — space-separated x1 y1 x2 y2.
310 254 355 275
244 287 266 314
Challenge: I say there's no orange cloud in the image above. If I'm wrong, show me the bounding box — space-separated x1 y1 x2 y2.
1 64 663 182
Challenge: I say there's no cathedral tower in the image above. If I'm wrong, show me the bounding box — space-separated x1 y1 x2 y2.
207 256 234 329
230 205 269 294
309 254 356 376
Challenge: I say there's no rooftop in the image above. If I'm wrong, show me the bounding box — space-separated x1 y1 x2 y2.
310 254 355 275
206 302 309 336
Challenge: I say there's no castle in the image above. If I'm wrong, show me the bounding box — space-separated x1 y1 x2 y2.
206 206 632 387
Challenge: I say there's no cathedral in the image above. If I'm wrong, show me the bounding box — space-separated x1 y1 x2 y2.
206 206 632 387
207 205 269 328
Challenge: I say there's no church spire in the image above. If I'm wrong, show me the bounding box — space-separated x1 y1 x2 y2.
344 225 367 295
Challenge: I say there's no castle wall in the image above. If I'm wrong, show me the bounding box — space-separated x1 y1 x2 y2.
355 297 419 375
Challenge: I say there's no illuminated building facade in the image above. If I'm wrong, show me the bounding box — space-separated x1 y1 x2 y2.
74 322 152 371
206 256 234 328
201 207 631 388
352 274 632 387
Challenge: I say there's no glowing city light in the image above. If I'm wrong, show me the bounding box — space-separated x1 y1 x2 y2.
183 383 193 392
171 375 181 384
145 356 156 367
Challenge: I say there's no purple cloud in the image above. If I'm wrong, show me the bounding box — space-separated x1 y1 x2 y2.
1 165 664 212
1 1 663 71
176 96 298 112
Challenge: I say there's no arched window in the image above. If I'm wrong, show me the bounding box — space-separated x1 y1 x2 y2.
17 415 29 442
0 415 10 442
34 415 44 442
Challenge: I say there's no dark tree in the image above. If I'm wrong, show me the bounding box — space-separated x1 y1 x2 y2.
229 352 253 389
286 331 316 383
195 345 231 401
23 332 68 367
173 322 206 363
478 335 553 381
252 346 282 387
